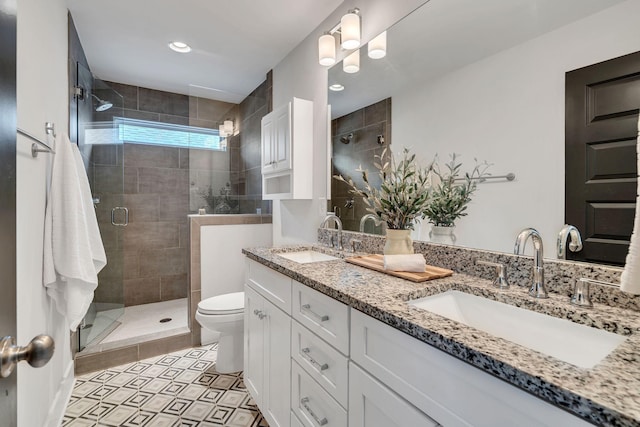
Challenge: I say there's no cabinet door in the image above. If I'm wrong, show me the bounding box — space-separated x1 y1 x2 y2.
244 285 264 407
349 362 440 427
263 298 292 427
261 113 275 171
273 102 291 172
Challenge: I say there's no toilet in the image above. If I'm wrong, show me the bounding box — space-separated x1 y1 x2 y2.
195 291 245 373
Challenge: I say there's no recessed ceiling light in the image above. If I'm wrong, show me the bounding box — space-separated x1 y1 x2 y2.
329 84 344 92
169 41 191 53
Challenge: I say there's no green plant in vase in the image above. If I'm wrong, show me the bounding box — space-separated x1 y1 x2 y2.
422 154 491 242
334 147 434 254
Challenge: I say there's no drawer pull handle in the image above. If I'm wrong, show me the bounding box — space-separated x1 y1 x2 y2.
300 397 328 426
301 347 329 371
253 309 266 320
301 304 329 322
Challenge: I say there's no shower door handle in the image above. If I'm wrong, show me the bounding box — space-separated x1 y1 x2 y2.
111 207 129 226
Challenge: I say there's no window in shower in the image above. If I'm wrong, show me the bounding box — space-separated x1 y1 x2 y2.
113 117 227 150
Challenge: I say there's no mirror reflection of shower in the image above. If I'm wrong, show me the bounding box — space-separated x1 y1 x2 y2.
91 93 113 111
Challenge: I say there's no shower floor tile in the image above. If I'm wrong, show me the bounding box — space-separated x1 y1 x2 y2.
63 344 269 427
101 298 188 344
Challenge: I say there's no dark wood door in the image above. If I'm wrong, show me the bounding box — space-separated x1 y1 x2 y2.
566 51 640 265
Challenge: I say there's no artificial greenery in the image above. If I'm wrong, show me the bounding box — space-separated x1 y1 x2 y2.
422 154 491 227
197 183 239 214
334 147 433 230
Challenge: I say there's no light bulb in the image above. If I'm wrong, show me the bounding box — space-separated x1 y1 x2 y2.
340 11 360 50
343 50 360 74
318 33 336 66
368 31 387 59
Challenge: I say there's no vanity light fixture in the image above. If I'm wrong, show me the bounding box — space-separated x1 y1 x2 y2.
340 9 361 50
219 119 234 137
329 84 345 92
317 8 361 67
318 32 336 66
368 31 387 59
343 50 360 74
168 41 191 53
223 120 234 134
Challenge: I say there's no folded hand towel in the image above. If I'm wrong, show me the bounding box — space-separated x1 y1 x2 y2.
621 116 640 295
384 254 426 272
43 133 107 330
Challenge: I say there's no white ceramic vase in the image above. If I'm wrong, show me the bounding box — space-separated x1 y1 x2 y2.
383 229 414 255
429 225 457 245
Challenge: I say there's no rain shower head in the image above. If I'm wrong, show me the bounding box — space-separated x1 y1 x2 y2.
91 94 113 112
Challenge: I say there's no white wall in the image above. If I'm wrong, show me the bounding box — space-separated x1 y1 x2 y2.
16 0 72 426
393 0 640 254
200 223 272 343
272 0 427 245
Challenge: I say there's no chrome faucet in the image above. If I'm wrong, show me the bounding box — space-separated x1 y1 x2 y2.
359 214 382 233
321 212 343 250
514 228 547 299
557 224 583 259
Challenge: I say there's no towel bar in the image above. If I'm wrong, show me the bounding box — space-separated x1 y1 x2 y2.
17 122 56 157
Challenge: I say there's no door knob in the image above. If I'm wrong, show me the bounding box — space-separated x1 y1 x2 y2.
0 335 55 378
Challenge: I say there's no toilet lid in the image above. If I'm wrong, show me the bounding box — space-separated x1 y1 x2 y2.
198 292 244 315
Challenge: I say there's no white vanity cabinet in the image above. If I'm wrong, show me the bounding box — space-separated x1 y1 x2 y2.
350 310 592 427
244 259 292 427
261 97 313 200
349 362 439 427
245 259 594 427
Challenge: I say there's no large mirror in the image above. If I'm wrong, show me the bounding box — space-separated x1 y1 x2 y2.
329 0 639 265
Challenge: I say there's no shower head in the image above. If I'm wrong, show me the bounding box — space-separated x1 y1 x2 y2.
91 94 113 112
340 133 354 144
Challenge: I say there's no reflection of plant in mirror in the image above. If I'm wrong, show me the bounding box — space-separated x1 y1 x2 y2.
334 147 433 230
197 182 239 214
422 154 491 227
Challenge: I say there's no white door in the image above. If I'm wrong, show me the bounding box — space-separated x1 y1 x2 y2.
262 113 274 170
263 298 291 427
349 363 440 427
274 103 291 171
244 285 265 407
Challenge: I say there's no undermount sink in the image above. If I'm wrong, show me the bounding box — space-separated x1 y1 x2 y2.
277 250 340 264
409 290 627 369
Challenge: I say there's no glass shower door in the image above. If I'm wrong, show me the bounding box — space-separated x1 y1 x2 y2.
75 63 126 351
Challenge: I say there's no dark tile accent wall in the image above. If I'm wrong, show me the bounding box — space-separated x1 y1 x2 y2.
331 98 391 232
91 82 239 307
90 77 274 309
228 74 273 216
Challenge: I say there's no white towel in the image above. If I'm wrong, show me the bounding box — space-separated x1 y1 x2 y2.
383 254 426 272
43 133 107 330
621 116 640 295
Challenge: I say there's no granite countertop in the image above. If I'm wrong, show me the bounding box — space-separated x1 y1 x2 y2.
242 245 640 427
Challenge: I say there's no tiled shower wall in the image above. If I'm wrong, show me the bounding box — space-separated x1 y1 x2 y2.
91 79 271 307
230 70 273 214
331 98 391 232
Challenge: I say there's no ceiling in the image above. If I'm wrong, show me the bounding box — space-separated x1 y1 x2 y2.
67 0 344 103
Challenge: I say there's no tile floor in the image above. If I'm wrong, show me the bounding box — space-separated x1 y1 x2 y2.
63 344 268 426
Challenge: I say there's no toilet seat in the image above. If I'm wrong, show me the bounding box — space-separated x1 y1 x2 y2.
198 291 244 315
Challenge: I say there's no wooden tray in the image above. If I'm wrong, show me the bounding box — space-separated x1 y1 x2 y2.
345 254 453 283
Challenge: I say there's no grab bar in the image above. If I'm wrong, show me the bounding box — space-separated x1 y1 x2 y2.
17 122 56 158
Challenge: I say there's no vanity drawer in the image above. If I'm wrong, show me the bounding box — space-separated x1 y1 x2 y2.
246 259 292 314
292 281 350 355
291 360 347 427
291 411 305 427
291 320 349 407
